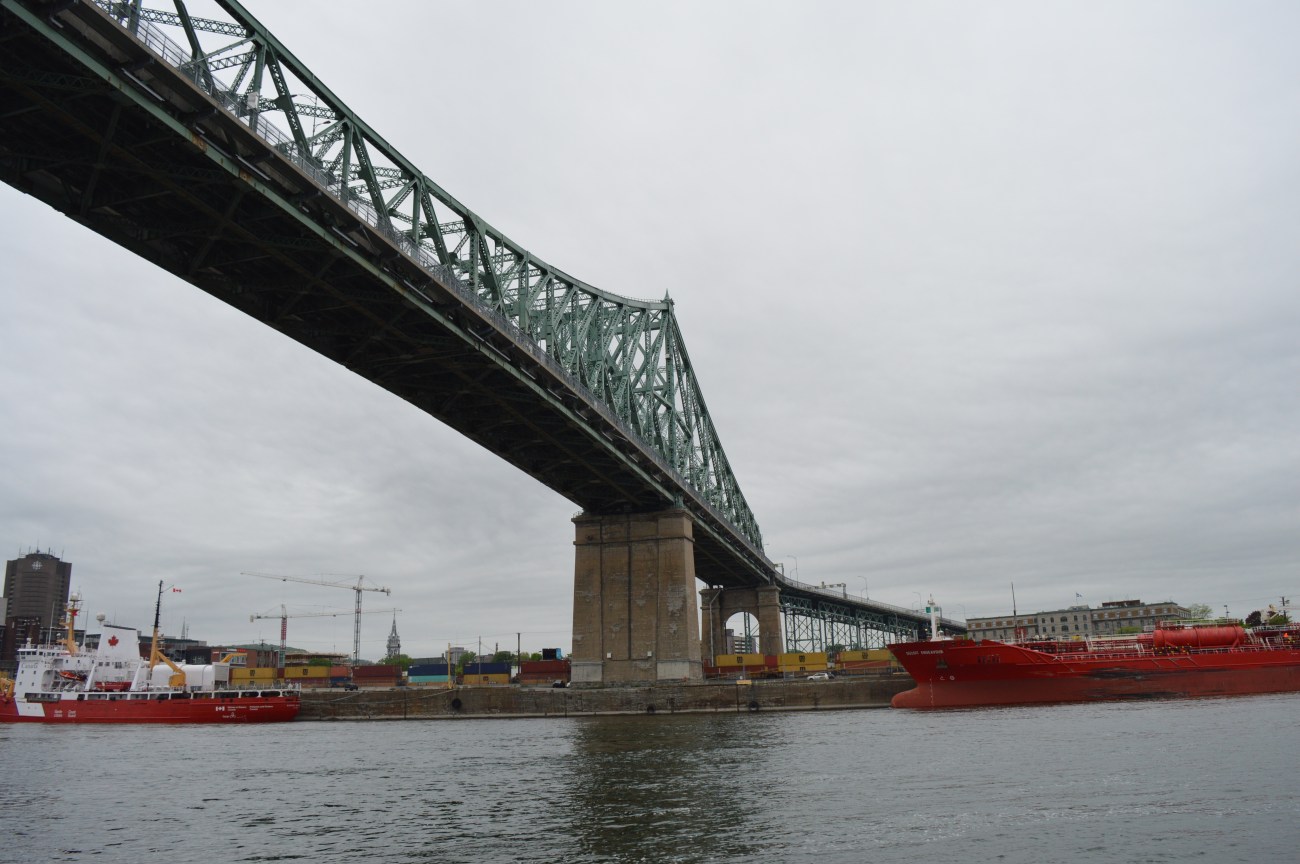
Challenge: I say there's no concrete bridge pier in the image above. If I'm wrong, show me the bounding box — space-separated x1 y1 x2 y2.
699 584 784 662
570 508 703 684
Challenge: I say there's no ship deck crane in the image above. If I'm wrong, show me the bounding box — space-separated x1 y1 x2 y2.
244 572 392 664
250 605 400 668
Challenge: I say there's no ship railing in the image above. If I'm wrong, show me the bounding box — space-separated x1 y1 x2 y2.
1051 642 1283 662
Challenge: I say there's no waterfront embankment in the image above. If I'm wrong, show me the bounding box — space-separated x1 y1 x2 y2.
300 673 912 720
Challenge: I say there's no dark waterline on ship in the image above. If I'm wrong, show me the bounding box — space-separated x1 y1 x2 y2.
2 693 1297 863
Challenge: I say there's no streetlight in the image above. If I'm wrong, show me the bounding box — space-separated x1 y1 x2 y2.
913 591 924 611
860 577 869 599
786 556 800 580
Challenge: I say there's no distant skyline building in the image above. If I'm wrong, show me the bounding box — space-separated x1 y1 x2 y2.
967 599 1188 642
2 549 73 671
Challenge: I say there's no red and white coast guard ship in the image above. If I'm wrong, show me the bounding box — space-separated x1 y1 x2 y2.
0 584 299 724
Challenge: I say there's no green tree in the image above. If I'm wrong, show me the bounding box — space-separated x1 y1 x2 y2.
456 651 477 673
379 654 412 670
1183 603 1213 621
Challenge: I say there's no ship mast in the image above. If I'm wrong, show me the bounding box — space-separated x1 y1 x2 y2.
148 580 163 672
147 579 186 687
63 592 82 654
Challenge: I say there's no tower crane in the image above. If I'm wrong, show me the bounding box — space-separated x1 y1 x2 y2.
249 605 400 668
243 572 392 664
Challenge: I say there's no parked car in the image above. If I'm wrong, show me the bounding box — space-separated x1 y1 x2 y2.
331 681 359 691
806 672 832 681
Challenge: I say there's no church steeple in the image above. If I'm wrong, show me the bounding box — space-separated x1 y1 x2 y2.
386 614 401 658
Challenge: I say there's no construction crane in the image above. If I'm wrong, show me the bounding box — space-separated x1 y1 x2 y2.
244 572 393 664
249 605 399 668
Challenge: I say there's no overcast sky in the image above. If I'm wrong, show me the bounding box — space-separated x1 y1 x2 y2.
3 1 1298 659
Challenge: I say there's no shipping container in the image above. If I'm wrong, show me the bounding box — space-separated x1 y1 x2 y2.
712 653 768 668
462 673 510 685
353 664 400 678
407 674 452 685
409 663 452 677
778 652 828 666
459 661 510 675
282 666 329 678
230 667 276 682
517 658 570 684
520 659 569 674
777 653 828 674
837 648 892 663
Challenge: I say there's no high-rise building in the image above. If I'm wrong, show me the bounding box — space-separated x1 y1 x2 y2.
2 550 73 671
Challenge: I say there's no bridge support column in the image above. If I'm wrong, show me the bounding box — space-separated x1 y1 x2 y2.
699 585 784 663
571 509 702 684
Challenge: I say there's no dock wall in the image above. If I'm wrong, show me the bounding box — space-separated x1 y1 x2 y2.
299 675 913 721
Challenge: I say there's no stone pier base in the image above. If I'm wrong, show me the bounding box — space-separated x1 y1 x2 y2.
571 509 703 684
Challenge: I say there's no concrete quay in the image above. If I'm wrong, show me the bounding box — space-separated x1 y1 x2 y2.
299 674 913 721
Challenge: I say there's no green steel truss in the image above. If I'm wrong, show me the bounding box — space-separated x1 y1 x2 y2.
93 0 762 548
781 594 923 653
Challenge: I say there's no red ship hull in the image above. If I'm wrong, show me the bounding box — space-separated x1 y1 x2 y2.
0 692 300 723
888 633 1300 709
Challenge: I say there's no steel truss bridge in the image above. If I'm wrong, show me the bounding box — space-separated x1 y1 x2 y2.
777 579 966 651
0 0 964 649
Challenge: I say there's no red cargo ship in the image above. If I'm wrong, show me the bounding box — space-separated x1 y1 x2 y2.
0 585 299 724
888 621 1300 709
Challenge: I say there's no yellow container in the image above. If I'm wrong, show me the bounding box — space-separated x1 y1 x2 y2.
463 673 510 685
778 652 827 666
713 653 766 667
838 649 892 663
282 666 329 678
230 667 276 682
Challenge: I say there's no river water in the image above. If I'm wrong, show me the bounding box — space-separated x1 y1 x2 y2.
2 693 1297 863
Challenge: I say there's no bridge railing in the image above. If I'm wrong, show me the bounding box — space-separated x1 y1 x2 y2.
91 0 767 561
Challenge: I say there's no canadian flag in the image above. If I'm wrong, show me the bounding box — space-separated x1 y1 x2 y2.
171 587 182 593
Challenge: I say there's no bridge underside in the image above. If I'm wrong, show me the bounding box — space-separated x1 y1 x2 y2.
0 1 766 587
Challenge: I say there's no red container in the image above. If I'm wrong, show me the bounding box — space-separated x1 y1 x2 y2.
353 665 399 678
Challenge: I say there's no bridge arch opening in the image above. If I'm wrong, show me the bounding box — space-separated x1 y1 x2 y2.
721 611 761 656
